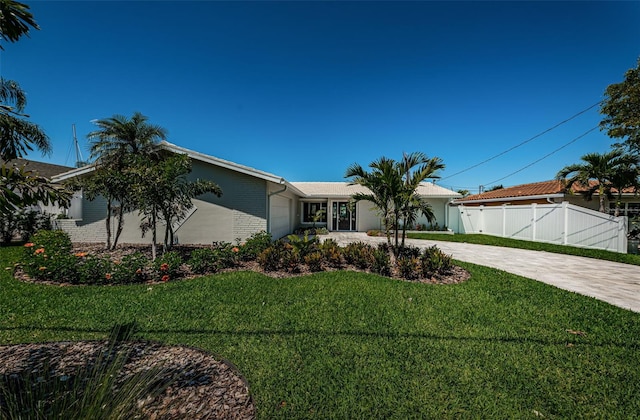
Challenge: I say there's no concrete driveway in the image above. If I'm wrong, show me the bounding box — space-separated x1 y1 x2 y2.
324 232 640 313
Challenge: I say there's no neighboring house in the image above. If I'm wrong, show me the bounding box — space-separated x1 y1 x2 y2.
453 179 640 217
50 141 460 244
1 158 74 216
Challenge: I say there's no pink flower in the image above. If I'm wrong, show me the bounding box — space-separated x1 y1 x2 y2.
24 243 35 248
34 248 45 255
232 247 240 253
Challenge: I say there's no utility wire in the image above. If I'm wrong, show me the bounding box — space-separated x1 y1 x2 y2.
440 101 602 181
481 125 599 186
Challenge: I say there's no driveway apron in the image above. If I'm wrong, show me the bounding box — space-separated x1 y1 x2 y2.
324 232 640 313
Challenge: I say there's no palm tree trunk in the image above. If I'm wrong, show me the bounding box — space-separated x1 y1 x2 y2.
401 216 407 248
151 210 157 261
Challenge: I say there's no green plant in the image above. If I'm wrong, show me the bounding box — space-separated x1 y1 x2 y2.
21 230 78 283
304 251 324 272
112 252 149 284
286 231 318 258
371 247 391 276
343 242 375 269
237 230 272 261
188 248 220 274
420 245 453 277
319 239 343 268
396 255 419 280
77 254 113 285
257 244 285 272
154 251 183 282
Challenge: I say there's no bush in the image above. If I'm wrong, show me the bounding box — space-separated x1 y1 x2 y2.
286 232 318 258
0 210 51 245
304 251 324 272
420 245 453 277
319 239 343 268
257 244 285 272
22 230 78 283
154 251 183 282
371 247 391 276
188 248 220 274
396 255 420 280
111 253 149 284
77 254 112 284
237 231 272 261
343 242 374 270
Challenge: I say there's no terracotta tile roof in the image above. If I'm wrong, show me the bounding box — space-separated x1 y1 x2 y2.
1 158 74 179
456 179 639 203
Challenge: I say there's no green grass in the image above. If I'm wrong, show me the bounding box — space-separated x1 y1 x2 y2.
2 246 639 418
408 232 640 265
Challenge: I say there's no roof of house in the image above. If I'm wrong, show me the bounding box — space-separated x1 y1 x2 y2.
455 179 639 204
1 158 74 179
292 181 461 199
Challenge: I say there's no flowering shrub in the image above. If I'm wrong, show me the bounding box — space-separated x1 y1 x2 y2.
153 251 182 281
188 248 220 274
22 230 79 283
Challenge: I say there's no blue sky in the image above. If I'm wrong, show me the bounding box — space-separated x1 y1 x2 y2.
2 1 639 194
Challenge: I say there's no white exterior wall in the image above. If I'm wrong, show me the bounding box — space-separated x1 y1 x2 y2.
452 202 628 253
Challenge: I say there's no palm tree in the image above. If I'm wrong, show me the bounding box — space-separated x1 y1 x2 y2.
0 78 50 160
0 0 39 49
345 157 401 246
396 152 444 248
86 112 167 249
609 155 640 216
556 149 635 213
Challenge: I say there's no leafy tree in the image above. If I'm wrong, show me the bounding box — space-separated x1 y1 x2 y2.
609 154 640 216
600 58 640 153
457 189 470 197
86 112 167 249
556 149 637 213
133 153 222 259
486 184 504 192
0 0 39 48
0 164 70 214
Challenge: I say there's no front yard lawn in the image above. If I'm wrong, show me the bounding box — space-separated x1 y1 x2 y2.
1 246 639 418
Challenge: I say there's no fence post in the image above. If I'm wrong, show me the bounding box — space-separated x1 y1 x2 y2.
563 201 569 245
531 203 537 242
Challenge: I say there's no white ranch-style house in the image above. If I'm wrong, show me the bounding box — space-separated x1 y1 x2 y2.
51 141 460 244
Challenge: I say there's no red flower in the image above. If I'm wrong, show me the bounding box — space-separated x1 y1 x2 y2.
74 252 87 258
34 248 45 255
24 243 35 248
160 263 169 271
232 247 240 253
105 273 112 280
135 268 142 275
161 275 170 282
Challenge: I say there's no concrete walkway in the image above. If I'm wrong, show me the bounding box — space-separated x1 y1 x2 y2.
325 232 640 313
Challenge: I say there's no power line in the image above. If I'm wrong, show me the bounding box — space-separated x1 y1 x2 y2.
440 101 602 181
481 125 599 186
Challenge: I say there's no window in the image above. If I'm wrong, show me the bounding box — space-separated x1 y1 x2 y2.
302 202 327 223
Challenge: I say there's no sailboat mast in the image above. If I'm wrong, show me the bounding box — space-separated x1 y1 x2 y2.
72 124 85 167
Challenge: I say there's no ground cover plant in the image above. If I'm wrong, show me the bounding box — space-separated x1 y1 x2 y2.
407 232 640 265
1 245 640 418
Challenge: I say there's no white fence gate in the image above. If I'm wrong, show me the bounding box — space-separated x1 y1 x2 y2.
449 202 628 253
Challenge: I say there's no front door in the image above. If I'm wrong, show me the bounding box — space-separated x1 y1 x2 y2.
332 201 356 231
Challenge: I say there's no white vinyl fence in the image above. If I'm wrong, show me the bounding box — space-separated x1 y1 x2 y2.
449 202 628 253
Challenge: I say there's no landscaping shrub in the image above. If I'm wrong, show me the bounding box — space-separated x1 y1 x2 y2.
154 251 183 282
22 230 79 283
371 247 391 276
396 255 420 280
111 252 149 284
286 232 318 258
0 210 51 245
77 254 112 285
319 239 343 268
237 231 272 261
211 242 239 269
257 244 285 272
304 251 324 272
343 242 375 269
420 245 453 277
188 248 220 274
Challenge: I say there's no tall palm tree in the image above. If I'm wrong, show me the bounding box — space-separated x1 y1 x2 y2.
609 154 640 216
556 149 635 213
86 112 168 249
346 157 401 246
396 152 444 248
0 0 39 49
